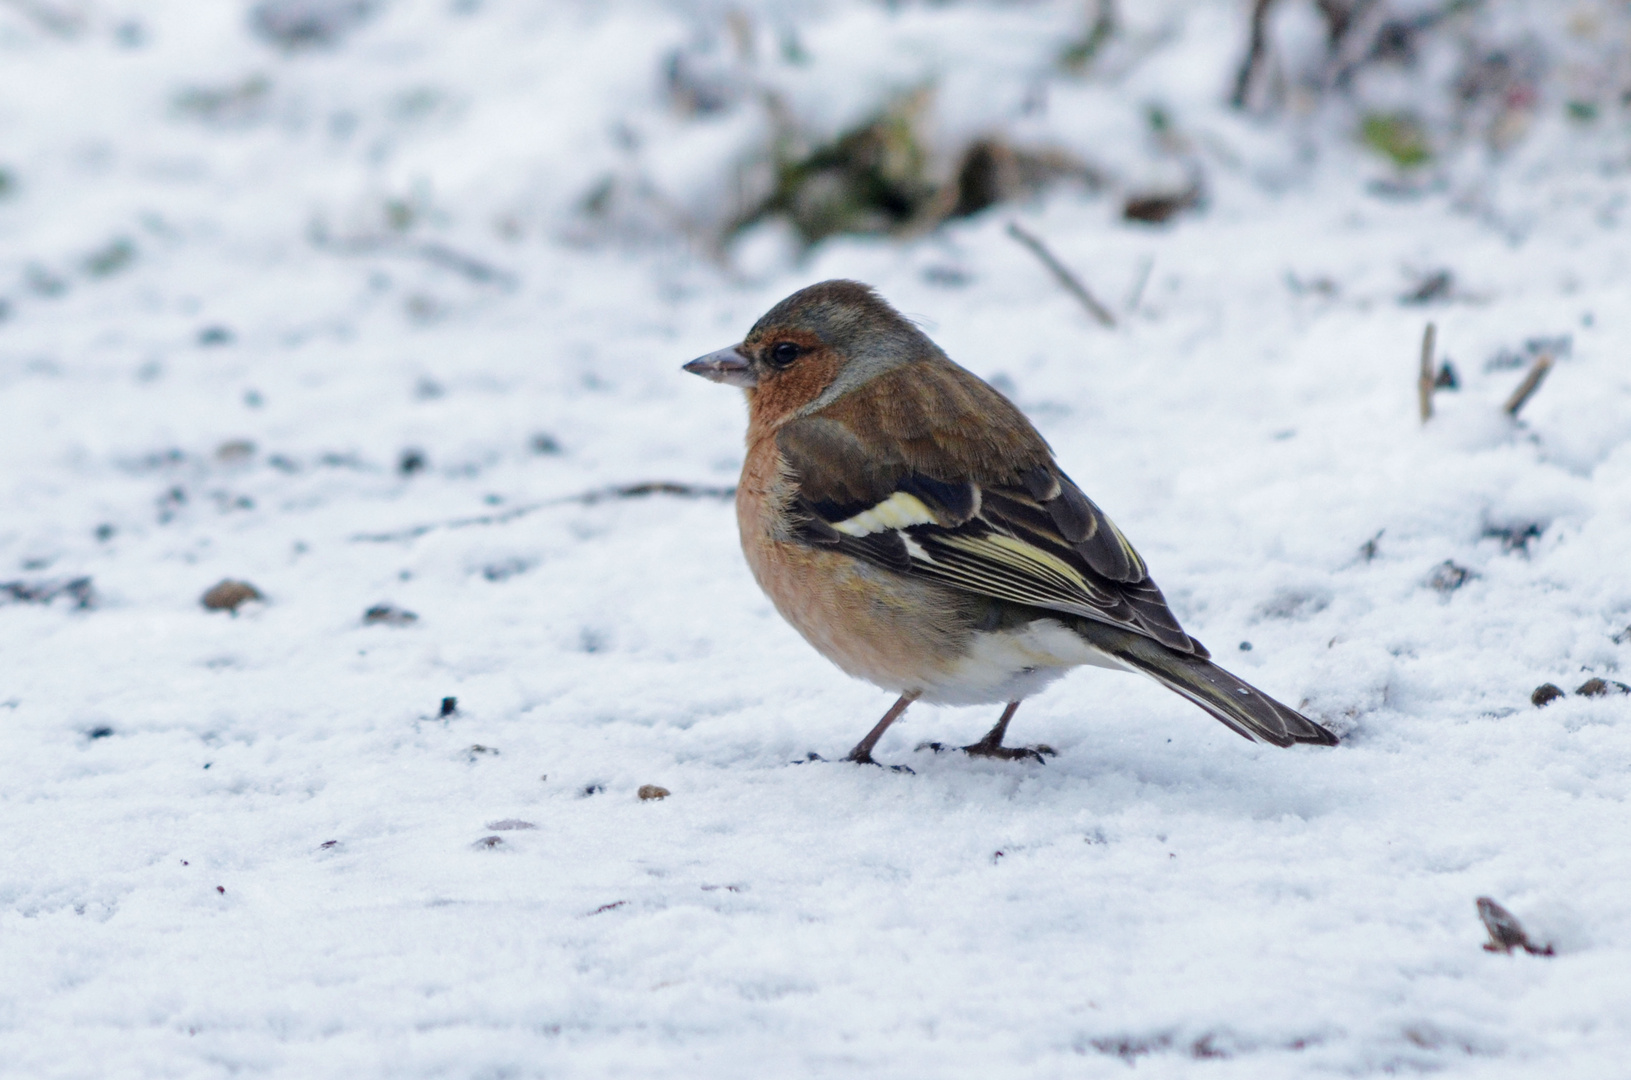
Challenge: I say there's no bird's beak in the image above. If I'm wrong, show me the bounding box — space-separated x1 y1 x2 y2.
683 346 757 388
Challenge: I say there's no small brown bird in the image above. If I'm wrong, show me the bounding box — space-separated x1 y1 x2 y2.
685 280 1337 766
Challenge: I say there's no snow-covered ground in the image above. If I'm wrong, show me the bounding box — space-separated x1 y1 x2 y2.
3 1 1630 1076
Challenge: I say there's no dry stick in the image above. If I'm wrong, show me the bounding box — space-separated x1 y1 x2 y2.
1231 0 1279 109
1503 352 1554 418
311 230 519 289
1005 222 1116 328
351 481 735 542
1417 321 1436 423
1124 255 1154 314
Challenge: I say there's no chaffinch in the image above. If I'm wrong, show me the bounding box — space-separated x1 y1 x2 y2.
685 280 1337 767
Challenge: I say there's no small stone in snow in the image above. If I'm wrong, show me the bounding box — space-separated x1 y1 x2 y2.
214 439 255 462
637 785 670 801
201 579 262 612
472 835 504 850
1401 269 1453 305
252 0 376 49
364 603 418 626
1427 561 1476 593
1531 683 1564 708
1123 185 1199 224
439 696 457 716
1575 678 1630 697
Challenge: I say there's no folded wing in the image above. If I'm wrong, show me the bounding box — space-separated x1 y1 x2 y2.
778 403 1207 658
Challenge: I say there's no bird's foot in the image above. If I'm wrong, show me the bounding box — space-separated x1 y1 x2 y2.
841 748 915 774
961 738 1056 764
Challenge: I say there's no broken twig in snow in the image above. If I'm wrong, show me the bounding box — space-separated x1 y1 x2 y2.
1503 351 1553 418
1006 222 1116 328
351 481 735 542
1230 0 1277 110
311 229 519 289
1476 897 1553 956
1418 322 1436 423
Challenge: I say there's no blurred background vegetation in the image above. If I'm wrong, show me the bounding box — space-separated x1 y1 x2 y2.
1 0 1628 301
569 0 1631 263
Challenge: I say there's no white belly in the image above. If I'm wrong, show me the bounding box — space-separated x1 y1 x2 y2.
915 618 1131 706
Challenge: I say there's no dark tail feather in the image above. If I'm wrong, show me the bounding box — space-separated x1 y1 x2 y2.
1073 620 1338 747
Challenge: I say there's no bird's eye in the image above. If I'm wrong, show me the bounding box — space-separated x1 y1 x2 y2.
768 342 801 367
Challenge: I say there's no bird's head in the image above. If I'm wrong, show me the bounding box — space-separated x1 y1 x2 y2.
683 280 940 424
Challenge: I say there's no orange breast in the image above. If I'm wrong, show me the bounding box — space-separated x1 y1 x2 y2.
735 433 968 693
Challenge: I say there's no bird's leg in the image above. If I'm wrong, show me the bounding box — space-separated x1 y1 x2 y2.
962 701 1056 763
844 692 920 767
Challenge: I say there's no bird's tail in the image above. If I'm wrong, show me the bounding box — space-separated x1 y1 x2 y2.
1072 619 1339 747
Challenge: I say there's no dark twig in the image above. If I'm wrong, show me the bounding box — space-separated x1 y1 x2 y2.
1231 0 1279 109
1059 0 1118 72
1318 0 1389 92
1503 352 1553 418
1418 321 1436 423
311 230 519 289
1006 222 1116 328
414 242 517 286
1 576 96 609
350 481 735 542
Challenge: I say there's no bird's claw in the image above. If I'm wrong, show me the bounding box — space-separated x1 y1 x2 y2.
841 750 914 774
797 749 913 773
918 740 1055 764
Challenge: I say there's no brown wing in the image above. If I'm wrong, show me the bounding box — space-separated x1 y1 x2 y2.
777 361 1207 657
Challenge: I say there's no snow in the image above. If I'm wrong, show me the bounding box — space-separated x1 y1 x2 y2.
2 1 1630 1076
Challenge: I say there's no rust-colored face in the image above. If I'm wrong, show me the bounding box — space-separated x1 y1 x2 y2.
740 328 840 425
683 326 842 427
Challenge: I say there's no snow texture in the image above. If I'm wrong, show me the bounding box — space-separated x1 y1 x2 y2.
2 1 1629 1077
